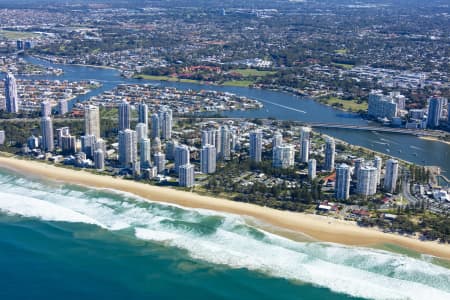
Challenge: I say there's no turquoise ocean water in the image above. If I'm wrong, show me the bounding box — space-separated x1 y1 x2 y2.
0 168 449 300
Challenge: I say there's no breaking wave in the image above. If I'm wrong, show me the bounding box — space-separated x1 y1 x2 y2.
0 170 449 300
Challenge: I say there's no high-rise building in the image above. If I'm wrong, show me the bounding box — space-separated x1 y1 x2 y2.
300 127 311 163
389 91 406 111
220 125 231 160
308 159 317 180
368 92 398 120
41 100 51 117
140 138 151 169
159 107 172 140
151 113 160 139
4 72 19 113
61 135 76 155
409 109 425 120
448 103 450 124
16 40 24 50
200 144 216 174
324 137 335 172
40 116 54 152
132 161 141 177
175 144 190 174
427 97 444 129
135 123 148 141
335 163 351 200
94 149 105 171
118 129 137 167
56 127 70 147
58 99 68 115
118 101 131 131
273 144 295 169
373 156 382 186
84 105 101 139
231 131 239 152
153 152 166 174
137 102 148 125
300 139 310 163
384 159 399 193
249 130 262 162
357 166 378 196
179 164 195 187
300 126 311 141
353 158 365 180
27 135 39 149
165 140 178 161
95 138 107 154
272 131 283 149
215 128 222 157
81 135 96 158
201 128 216 147
152 137 162 153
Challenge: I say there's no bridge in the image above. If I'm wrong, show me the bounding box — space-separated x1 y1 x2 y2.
306 123 446 137
191 117 447 137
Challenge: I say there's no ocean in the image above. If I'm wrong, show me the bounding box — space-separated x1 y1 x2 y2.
0 168 449 300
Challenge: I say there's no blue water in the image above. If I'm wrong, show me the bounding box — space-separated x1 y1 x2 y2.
20 56 450 175
0 168 449 300
3 57 450 299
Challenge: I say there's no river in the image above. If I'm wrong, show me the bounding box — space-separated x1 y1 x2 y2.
21 56 450 175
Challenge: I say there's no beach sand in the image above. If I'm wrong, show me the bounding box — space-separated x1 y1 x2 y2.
420 136 450 146
1 156 449 260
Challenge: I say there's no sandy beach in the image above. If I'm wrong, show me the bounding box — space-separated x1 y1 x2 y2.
420 136 450 146
1 155 449 260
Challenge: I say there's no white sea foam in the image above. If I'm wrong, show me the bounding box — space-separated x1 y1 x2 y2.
0 191 106 228
1 172 450 300
135 224 450 300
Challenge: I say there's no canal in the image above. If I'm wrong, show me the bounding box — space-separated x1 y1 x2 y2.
21 56 450 175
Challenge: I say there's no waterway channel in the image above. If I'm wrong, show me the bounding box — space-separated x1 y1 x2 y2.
21 56 450 175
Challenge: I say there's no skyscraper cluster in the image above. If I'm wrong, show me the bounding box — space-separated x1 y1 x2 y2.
335 155 399 200
30 92 407 198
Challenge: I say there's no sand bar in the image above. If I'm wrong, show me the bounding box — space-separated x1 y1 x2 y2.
0 156 449 260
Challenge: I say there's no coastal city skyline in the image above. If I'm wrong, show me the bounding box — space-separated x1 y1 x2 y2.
0 1 449 300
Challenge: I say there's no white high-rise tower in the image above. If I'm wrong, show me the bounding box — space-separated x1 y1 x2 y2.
118 100 131 131
384 159 399 193
4 72 19 113
40 116 54 152
249 130 262 162
84 105 101 139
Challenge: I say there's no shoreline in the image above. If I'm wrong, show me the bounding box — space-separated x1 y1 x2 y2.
1 155 449 260
420 136 450 146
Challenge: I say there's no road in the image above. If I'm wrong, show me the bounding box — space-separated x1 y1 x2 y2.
401 170 418 205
